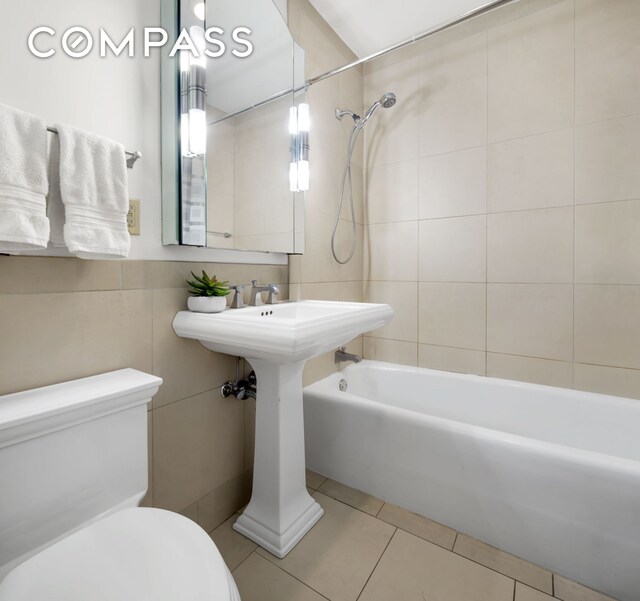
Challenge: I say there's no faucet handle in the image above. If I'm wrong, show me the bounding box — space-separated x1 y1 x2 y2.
265 284 280 305
249 280 280 305
229 285 245 309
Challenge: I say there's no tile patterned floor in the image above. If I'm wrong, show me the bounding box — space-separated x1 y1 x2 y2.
210 471 618 601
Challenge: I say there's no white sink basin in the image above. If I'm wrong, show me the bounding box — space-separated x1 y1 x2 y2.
172 300 393 559
172 300 394 362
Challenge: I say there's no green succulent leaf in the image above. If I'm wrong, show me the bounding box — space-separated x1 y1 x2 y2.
186 270 231 297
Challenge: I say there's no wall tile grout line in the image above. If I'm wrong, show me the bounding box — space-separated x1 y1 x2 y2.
571 0 577 389
366 109 640 164
485 26 490 377
153 382 236 411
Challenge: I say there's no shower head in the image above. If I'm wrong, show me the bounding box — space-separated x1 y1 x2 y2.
361 92 397 124
331 91 397 265
381 92 397 109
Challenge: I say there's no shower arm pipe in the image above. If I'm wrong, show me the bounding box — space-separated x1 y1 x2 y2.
210 0 520 125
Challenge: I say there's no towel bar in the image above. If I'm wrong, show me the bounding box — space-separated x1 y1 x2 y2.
46 126 141 169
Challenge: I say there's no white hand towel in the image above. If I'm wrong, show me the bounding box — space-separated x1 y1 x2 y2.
56 124 130 259
0 103 50 253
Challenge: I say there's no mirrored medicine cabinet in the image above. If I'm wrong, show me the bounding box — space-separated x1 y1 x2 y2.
161 0 306 254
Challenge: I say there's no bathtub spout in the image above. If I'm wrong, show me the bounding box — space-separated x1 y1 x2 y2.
335 347 362 364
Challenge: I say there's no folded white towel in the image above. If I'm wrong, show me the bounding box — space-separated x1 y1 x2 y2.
56 124 130 259
0 103 50 253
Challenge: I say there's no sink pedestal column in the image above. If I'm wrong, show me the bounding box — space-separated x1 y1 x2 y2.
233 359 324 558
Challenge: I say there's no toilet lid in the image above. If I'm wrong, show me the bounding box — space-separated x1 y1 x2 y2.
0 508 236 601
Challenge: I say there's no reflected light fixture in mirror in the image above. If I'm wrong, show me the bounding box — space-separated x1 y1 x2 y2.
289 103 310 192
180 50 207 157
185 26 207 156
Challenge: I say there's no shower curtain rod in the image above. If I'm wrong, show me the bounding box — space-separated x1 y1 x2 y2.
210 0 522 125
46 126 142 169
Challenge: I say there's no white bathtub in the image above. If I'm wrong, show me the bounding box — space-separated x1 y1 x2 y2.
303 360 640 601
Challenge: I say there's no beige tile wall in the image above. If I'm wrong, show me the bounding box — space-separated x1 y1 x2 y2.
207 96 297 253
206 105 235 249
288 0 365 385
0 256 288 531
232 97 297 253
361 0 640 399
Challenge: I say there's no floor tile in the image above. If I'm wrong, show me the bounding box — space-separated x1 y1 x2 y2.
515 582 554 600
210 514 257 571
305 469 327 491
359 529 514 601
554 574 618 601
233 553 326 601
377 502 457 550
317 479 384 516
453 533 552 594
257 492 395 601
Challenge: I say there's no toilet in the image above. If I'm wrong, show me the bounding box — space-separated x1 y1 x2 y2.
0 369 240 600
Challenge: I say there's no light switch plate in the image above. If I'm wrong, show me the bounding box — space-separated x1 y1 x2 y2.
127 199 140 235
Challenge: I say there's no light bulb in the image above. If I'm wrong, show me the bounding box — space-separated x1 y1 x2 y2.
297 160 309 192
189 109 206 155
193 1 206 21
297 103 310 132
289 106 298 135
289 161 298 192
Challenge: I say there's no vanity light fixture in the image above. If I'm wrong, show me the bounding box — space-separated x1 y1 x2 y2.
181 27 207 157
289 103 310 192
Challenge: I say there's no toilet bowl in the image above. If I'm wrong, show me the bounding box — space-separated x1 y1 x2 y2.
0 370 240 600
0 508 240 601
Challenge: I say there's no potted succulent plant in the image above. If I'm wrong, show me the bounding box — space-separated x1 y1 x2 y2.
186 270 231 313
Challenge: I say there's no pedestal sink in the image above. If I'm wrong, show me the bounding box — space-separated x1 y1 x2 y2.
172 300 393 557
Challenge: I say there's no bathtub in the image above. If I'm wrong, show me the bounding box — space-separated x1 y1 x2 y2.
303 360 640 601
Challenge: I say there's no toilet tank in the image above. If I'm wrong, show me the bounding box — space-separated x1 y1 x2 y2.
0 369 162 581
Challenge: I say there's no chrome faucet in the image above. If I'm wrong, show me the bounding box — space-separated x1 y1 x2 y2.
335 347 362 364
228 285 245 309
250 280 280 305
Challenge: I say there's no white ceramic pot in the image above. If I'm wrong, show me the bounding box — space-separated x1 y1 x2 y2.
187 296 227 313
